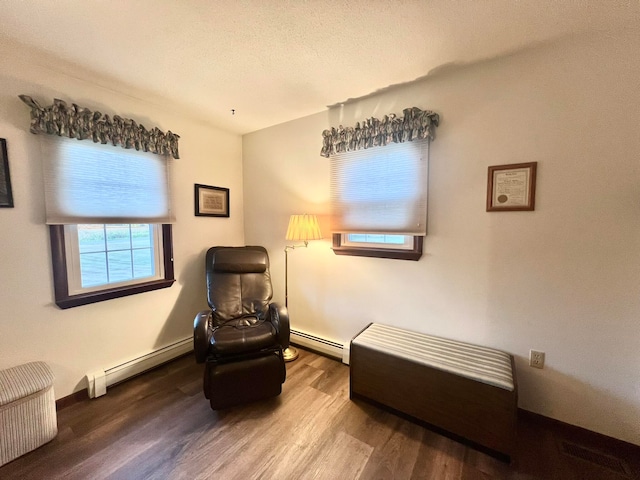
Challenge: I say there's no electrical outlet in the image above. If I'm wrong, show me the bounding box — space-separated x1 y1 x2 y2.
529 350 545 369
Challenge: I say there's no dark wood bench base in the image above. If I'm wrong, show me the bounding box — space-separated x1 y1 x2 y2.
350 336 518 462
351 390 512 463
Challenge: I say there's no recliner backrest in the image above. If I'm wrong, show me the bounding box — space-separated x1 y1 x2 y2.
206 246 273 322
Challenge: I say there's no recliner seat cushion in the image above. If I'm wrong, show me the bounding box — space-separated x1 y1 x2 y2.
210 320 278 356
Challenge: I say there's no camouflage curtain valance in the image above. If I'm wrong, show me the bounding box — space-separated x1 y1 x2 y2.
19 95 180 159
320 107 439 158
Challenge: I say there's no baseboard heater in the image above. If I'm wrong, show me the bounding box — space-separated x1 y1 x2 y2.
86 337 193 398
290 329 350 364
86 330 347 398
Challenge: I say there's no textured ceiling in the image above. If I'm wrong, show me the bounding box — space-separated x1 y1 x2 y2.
1 0 638 134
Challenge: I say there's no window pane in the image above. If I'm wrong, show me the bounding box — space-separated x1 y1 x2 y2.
78 225 106 254
106 224 132 251
348 234 367 242
381 235 405 244
364 234 385 243
107 250 133 283
79 252 108 287
131 224 153 249
133 248 155 278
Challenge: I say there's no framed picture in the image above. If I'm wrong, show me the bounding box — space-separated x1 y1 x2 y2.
0 139 14 208
194 184 229 217
487 162 537 212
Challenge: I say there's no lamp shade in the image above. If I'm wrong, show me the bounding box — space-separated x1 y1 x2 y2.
286 214 323 241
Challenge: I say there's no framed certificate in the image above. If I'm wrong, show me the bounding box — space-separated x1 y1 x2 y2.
487 162 537 211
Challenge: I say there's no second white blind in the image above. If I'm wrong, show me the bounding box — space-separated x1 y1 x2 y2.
330 140 428 235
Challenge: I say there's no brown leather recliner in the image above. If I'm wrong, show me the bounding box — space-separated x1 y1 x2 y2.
193 246 289 409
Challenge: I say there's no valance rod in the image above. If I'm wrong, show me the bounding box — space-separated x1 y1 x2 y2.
320 106 439 158
18 95 180 159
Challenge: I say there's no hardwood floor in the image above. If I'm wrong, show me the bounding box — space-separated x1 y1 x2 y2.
1 349 638 479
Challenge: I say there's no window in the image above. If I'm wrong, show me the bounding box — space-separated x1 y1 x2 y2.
66 224 165 293
51 224 174 309
42 137 175 308
330 140 428 260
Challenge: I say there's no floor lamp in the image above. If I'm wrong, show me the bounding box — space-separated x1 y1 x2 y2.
284 214 323 362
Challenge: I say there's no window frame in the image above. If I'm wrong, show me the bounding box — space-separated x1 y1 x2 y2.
332 233 423 260
64 224 166 295
50 224 175 309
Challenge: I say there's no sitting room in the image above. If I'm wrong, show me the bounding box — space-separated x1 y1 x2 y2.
0 1 638 478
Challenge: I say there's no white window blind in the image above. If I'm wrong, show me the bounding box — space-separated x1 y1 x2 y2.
330 140 428 235
41 136 174 224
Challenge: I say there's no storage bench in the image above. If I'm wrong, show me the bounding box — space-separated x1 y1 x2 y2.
350 323 517 460
0 362 57 466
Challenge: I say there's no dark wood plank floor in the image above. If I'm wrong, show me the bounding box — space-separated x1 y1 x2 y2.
1 349 638 479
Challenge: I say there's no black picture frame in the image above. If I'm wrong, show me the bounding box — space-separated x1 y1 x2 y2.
194 184 230 217
0 139 14 208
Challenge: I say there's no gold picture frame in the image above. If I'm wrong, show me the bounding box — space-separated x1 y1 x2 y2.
487 162 537 212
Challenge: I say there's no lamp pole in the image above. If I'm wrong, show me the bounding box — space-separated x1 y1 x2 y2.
284 241 308 309
283 241 307 362
285 245 290 308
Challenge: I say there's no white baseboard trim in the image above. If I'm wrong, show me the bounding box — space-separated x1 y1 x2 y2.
290 329 350 364
86 337 193 398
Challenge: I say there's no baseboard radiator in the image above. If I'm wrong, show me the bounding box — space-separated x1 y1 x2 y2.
86 330 347 398
86 338 193 398
290 329 350 364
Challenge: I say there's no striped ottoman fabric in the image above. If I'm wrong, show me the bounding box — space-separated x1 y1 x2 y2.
0 362 57 466
351 323 514 391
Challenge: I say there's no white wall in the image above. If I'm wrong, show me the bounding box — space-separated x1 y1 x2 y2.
0 40 244 398
243 28 640 445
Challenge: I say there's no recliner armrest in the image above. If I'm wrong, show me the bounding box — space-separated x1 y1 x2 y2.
194 310 212 363
268 302 290 350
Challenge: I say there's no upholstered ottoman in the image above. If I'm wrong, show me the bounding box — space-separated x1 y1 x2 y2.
0 362 57 466
203 353 286 410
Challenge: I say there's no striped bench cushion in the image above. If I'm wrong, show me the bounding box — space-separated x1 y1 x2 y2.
352 323 514 391
0 361 57 467
0 362 54 406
